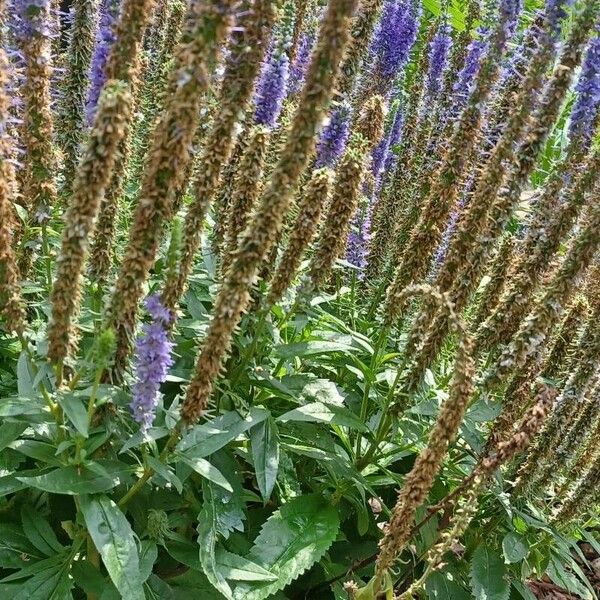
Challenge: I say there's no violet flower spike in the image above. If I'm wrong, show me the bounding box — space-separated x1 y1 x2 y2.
346 208 371 274
288 32 314 96
131 295 174 430
372 0 420 91
424 22 452 105
14 0 54 39
569 33 600 150
315 103 351 169
451 33 488 115
86 0 119 124
254 48 290 128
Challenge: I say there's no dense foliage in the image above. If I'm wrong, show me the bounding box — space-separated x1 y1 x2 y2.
1 0 600 598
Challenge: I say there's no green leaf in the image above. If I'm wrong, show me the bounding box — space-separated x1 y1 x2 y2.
56 393 89 437
16 352 34 399
176 454 232 492
146 456 183 494
177 408 268 459
215 548 277 582
274 340 356 359
0 422 28 452
502 532 528 564
299 380 344 406
426 571 470 600
232 494 340 600
16 460 131 495
139 541 158 584
10 439 62 465
12 562 73 600
250 417 279 502
0 397 47 417
197 488 233 599
547 553 592 599
511 581 537 600
470 543 510 600
21 505 64 556
71 560 109 597
80 495 144 600
0 522 44 568
278 402 367 431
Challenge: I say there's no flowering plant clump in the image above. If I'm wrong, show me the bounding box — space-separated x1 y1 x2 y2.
2 0 600 598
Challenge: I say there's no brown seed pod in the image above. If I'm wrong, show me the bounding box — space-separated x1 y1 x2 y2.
471 233 516 328
107 0 235 381
336 0 384 100
17 0 58 279
404 3 599 385
0 23 25 335
375 286 475 580
303 97 385 295
267 168 332 305
161 0 276 312
221 125 270 275
48 81 132 367
180 0 359 425
381 2 516 327
57 0 98 197
477 146 600 354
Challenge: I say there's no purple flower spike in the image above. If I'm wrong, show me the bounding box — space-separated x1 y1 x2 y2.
254 48 290 128
545 0 571 36
346 209 371 273
14 0 53 39
86 0 119 124
451 32 488 115
569 34 600 150
315 103 351 169
424 23 452 104
372 0 420 91
131 295 174 430
383 106 404 171
288 32 315 96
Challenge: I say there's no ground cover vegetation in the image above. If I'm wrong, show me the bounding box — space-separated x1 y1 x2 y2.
1 0 600 598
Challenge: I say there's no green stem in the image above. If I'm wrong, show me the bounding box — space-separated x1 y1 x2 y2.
354 326 390 459
41 221 53 293
118 423 182 509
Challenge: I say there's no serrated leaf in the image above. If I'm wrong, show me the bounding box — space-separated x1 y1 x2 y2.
250 418 279 502
502 532 528 564
278 402 367 431
17 461 131 495
21 505 64 556
232 494 340 600
177 408 268 459
470 543 510 600
176 454 232 492
216 548 277 582
426 571 470 600
80 495 144 600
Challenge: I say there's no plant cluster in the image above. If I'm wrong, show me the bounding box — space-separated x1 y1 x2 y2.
1 0 600 598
